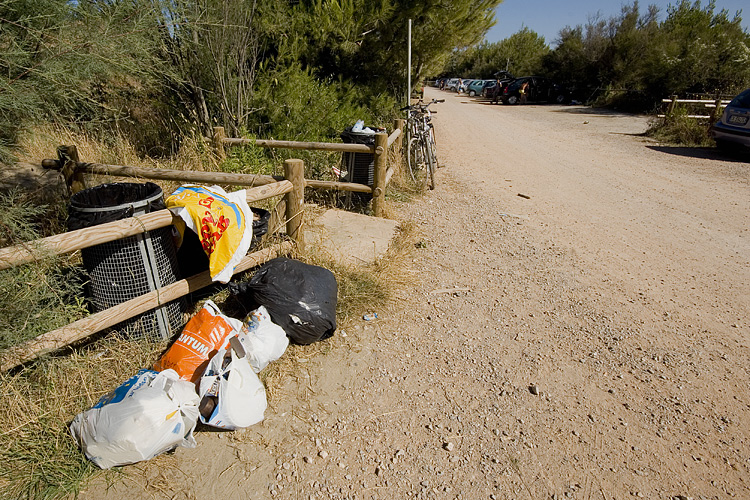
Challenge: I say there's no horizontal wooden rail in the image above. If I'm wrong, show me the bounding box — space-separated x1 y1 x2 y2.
224 137 373 154
305 179 372 193
246 180 293 202
71 162 279 187
661 98 732 105
657 114 712 119
0 181 292 270
387 128 402 148
0 242 293 372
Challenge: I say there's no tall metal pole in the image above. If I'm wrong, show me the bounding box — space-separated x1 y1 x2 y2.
407 19 412 106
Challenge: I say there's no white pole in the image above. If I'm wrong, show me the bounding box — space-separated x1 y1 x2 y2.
407 18 412 106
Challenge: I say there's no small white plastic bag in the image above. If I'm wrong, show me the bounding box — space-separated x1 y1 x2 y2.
198 342 267 430
70 369 200 470
238 305 289 373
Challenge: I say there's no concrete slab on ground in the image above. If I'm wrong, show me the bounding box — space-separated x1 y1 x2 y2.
304 209 399 267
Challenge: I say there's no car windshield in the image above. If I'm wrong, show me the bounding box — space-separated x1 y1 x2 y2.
729 89 750 108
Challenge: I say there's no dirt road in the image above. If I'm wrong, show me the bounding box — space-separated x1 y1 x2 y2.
83 88 749 500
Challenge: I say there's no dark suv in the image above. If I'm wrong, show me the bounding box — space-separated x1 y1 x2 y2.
502 76 568 105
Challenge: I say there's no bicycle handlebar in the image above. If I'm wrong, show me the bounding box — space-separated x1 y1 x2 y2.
400 98 444 112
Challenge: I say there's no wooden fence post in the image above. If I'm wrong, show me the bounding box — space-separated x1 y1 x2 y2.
666 95 678 118
394 119 405 154
57 145 86 196
213 126 226 161
710 97 723 123
372 132 388 218
284 159 305 251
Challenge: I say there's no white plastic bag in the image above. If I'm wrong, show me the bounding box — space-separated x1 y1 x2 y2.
70 369 200 470
198 345 267 430
238 306 289 373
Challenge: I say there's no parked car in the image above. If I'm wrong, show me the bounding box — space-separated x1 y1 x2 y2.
710 88 750 150
459 79 474 93
484 73 516 101
466 80 491 97
501 76 568 105
445 78 460 91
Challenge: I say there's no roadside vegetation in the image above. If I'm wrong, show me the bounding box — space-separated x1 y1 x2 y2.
445 1 750 117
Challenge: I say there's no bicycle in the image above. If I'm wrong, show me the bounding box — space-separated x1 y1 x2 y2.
402 98 443 190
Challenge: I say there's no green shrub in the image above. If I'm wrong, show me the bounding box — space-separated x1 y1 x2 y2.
646 108 714 147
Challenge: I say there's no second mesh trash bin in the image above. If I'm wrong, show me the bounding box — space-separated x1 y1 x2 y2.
340 126 376 184
68 182 184 341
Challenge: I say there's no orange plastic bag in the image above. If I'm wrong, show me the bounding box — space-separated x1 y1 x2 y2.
154 301 239 384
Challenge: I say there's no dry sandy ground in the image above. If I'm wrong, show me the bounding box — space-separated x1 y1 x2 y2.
81 87 749 500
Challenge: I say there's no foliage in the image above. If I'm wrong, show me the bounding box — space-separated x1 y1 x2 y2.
0 0 166 162
444 1 749 112
444 27 550 78
1 0 500 161
541 0 750 107
0 190 88 351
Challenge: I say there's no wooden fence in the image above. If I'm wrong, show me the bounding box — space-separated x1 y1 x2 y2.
658 95 732 120
0 159 303 371
211 119 405 218
0 120 407 371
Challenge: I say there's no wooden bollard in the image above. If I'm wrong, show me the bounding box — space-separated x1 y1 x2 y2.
666 95 678 119
284 159 305 251
57 145 86 196
710 97 723 123
394 118 405 155
372 132 388 218
213 126 227 161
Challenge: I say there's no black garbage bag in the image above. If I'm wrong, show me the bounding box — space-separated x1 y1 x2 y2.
229 258 337 345
250 208 271 249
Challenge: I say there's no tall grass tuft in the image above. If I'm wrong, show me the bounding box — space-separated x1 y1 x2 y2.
646 109 715 147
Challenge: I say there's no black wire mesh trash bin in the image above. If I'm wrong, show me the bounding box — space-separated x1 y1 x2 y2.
340 126 379 203
68 182 184 341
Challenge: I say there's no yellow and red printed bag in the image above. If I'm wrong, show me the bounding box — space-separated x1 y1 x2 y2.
167 185 253 283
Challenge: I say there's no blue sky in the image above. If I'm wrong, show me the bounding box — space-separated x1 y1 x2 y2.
485 0 749 46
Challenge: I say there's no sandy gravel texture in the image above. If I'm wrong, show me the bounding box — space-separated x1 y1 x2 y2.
81 87 749 500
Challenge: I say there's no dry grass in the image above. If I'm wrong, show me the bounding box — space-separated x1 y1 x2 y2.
17 124 221 197
0 336 167 500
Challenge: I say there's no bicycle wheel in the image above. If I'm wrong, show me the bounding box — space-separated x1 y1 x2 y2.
407 137 429 189
427 126 439 169
424 136 437 190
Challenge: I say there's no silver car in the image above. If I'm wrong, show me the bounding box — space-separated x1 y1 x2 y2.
444 78 459 91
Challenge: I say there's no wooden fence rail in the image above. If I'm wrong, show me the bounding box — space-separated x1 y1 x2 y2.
212 118 405 217
658 95 732 120
0 160 305 371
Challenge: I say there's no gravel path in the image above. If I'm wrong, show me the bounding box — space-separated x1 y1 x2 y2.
82 88 749 500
